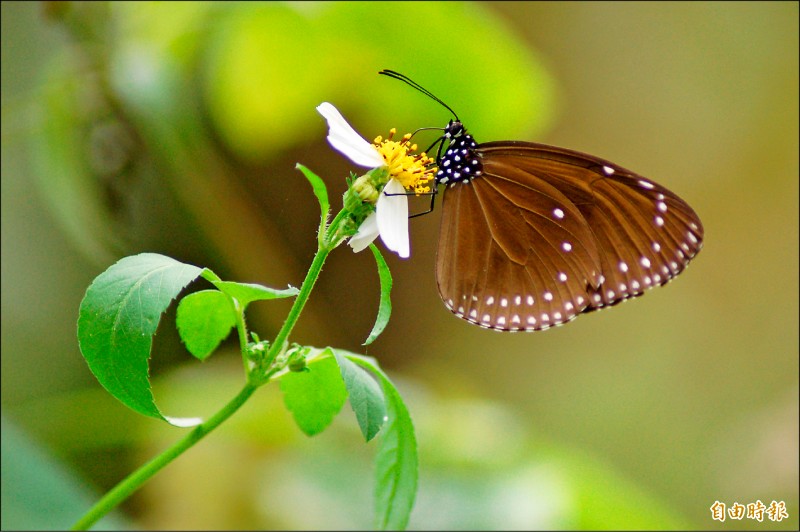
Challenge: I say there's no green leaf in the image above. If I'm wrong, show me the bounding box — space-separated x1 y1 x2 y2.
200 268 223 283
210 280 298 307
296 163 330 243
338 351 417 530
333 352 386 442
176 290 237 360
77 253 204 425
280 351 347 437
363 244 392 346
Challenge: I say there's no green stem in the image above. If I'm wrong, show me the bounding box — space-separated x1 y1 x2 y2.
262 244 331 375
324 209 350 247
71 382 257 531
232 299 252 375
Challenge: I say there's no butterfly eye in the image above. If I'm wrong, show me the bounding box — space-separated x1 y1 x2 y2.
445 120 464 139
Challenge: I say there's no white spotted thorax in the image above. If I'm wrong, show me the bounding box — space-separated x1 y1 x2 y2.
436 120 483 186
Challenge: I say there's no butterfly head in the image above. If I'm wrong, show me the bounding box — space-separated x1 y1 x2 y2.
378 70 482 185
444 119 465 140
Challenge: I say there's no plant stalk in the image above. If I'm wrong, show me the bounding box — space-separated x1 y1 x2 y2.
71 382 257 530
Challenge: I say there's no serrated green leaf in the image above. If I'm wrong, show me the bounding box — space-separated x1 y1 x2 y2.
333 351 386 441
176 290 236 360
296 163 330 243
280 352 347 437
363 244 392 346
337 351 417 530
77 253 203 424
210 280 298 307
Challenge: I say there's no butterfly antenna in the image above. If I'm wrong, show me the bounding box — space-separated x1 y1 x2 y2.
379 69 460 122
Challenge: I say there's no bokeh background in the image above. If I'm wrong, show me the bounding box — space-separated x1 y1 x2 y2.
2 1 797 530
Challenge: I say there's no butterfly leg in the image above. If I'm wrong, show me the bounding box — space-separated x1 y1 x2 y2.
408 187 439 219
382 185 439 218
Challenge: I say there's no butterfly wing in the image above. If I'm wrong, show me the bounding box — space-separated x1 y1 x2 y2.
435 141 704 330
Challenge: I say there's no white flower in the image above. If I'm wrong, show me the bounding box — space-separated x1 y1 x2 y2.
317 102 413 258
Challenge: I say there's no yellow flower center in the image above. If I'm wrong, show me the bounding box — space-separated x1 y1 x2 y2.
373 129 437 194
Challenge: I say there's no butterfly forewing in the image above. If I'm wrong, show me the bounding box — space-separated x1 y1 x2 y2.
436 141 704 330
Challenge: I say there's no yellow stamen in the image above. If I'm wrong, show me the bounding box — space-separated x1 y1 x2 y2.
373 128 437 195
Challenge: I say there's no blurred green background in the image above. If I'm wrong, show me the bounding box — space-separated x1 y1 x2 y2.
2 1 797 530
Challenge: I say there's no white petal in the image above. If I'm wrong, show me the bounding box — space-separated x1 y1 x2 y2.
377 179 410 258
348 211 379 253
317 102 384 168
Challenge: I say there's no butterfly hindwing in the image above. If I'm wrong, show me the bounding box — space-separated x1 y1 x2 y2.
436 160 603 331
